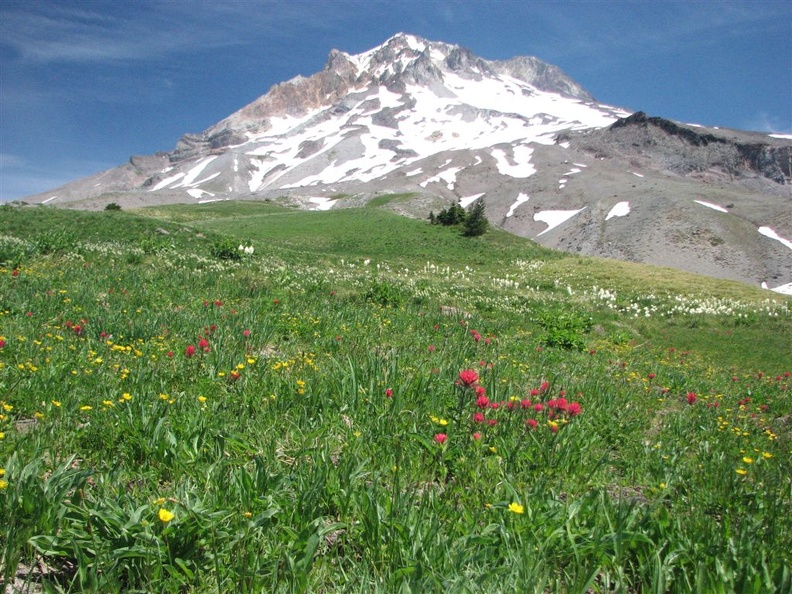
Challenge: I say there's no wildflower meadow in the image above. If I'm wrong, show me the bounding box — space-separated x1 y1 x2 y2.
0 202 790 592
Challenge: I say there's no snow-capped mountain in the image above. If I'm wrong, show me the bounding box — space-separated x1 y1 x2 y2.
22 33 792 292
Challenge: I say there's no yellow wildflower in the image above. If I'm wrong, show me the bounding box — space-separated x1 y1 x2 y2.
736 468 748 476
508 502 525 514
158 508 175 523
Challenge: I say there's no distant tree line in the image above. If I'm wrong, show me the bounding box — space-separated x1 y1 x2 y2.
429 198 489 237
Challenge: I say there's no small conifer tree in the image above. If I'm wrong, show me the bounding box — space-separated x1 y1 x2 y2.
436 202 466 226
463 198 489 237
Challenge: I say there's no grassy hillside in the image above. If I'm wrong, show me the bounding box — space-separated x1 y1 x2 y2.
1 202 790 592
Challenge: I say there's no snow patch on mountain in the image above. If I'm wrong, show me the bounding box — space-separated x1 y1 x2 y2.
506 193 530 217
459 193 485 208
535 208 586 236
420 167 463 189
694 200 729 213
187 188 214 198
758 227 792 251
248 159 269 192
175 156 218 188
769 282 792 295
491 146 536 178
309 197 336 210
150 172 185 191
606 201 631 220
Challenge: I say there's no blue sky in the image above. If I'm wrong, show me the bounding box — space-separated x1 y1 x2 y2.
1 0 790 201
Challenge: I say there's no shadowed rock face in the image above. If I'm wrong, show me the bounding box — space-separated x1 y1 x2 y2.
608 112 792 184
20 34 792 291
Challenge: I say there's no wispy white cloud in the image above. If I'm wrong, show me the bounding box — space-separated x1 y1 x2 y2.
745 112 792 135
0 0 355 65
516 1 790 68
0 153 25 168
1 4 221 63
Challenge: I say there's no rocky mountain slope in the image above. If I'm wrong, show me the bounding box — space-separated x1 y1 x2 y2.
21 33 792 292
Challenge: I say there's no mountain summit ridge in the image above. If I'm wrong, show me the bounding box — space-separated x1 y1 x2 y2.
20 33 792 292
192 32 595 159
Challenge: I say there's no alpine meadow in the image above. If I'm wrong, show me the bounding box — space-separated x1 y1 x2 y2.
1 200 790 593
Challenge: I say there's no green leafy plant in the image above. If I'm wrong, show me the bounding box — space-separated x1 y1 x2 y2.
34 228 78 255
364 277 403 307
536 307 593 350
210 237 243 261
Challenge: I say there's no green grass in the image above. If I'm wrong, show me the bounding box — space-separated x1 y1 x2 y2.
135 201 557 267
0 203 790 592
365 192 419 208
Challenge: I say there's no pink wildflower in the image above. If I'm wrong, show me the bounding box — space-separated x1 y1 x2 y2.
458 369 479 387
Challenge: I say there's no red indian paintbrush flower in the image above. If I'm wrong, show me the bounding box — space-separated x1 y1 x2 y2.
458 369 479 387
185 345 196 358
686 392 697 405
434 433 447 445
